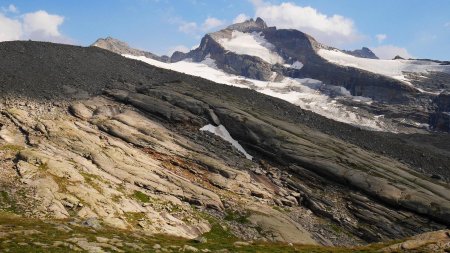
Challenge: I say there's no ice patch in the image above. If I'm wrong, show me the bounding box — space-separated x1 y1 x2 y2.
291 61 304 69
284 61 304 70
218 31 284 64
200 124 253 160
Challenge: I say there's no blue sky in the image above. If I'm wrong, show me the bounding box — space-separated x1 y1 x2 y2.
1 0 449 60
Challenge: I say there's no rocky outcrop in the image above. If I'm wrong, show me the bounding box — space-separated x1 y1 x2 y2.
1 98 306 241
105 80 450 240
430 92 450 131
435 91 450 112
227 17 268 33
381 230 450 252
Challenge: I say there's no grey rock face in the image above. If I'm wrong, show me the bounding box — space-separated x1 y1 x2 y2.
435 91 450 112
430 92 450 131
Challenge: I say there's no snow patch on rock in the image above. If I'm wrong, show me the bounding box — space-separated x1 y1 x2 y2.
283 61 303 70
218 31 284 64
200 124 253 160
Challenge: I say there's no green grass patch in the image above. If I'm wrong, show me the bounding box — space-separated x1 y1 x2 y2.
0 210 402 253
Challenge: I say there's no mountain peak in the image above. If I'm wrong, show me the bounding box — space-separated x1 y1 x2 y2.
227 17 268 32
91 36 129 49
92 36 168 62
255 17 267 27
344 47 379 59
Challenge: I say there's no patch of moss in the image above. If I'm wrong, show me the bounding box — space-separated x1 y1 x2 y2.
330 222 344 234
0 190 8 200
80 172 104 194
132 190 151 203
131 190 183 214
38 163 49 170
224 210 250 224
116 184 126 193
111 194 122 203
0 144 24 152
0 190 18 213
124 212 147 227
272 205 286 213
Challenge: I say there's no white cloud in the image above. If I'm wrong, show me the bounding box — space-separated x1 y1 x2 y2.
178 22 198 34
375 34 387 43
178 16 225 36
0 10 71 43
249 0 264 6
1 4 18 13
233 13 250 24
371 45 413 60
23 10 64 37
251 1 361 47
0 13 22 41
202 17 224 31
168 45 190 56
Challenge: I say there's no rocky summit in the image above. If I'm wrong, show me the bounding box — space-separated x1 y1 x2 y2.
0 39 449 252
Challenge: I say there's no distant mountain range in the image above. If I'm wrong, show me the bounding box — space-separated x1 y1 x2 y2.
92 18 450 133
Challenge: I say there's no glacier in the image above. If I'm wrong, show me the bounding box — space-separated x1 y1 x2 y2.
318 48 450 89
124 54 394 131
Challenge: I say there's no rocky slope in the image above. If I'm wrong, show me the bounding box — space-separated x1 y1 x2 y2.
1 41 450 252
